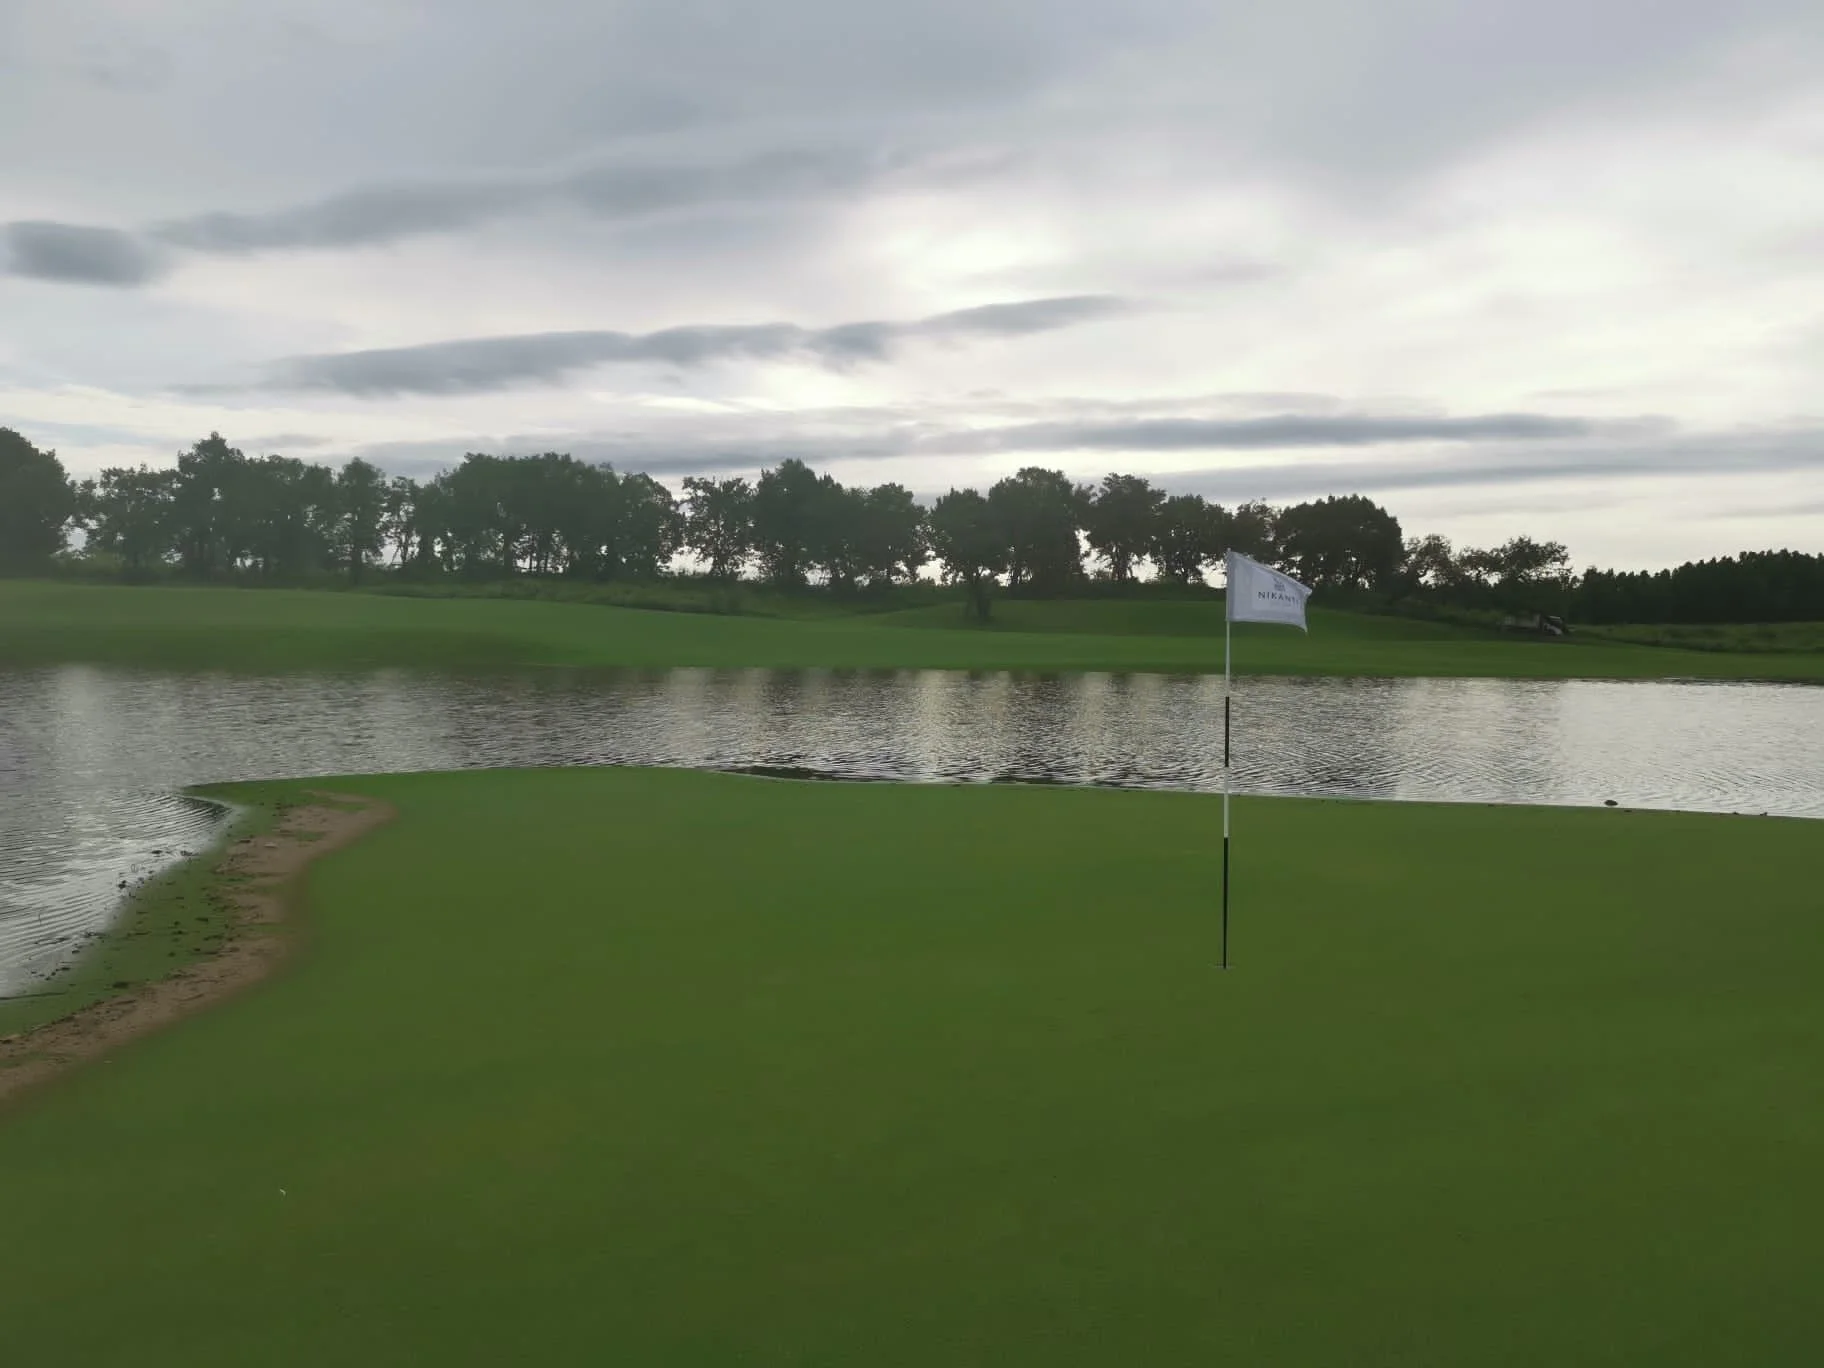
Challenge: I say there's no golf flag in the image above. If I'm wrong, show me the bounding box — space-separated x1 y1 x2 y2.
1218 552 1313 969
1225 551 1311 631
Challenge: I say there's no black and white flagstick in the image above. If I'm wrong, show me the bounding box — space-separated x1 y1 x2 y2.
1219 550 1312 970
1222 611 1232 969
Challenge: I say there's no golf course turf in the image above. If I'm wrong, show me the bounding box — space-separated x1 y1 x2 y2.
6 580 1824 679
3 768 1821 1364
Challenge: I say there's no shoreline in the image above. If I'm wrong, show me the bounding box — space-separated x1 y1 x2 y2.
0 791 393 1110
8 658 1824 687
0 763 1817 1111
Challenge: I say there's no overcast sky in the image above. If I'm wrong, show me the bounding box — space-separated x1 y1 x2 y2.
5 0 1823 569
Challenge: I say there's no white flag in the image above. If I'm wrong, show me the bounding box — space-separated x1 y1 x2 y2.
1225 551 1311 630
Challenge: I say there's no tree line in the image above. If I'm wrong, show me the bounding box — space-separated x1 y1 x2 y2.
1574 552 1824 625
3 426 1820 624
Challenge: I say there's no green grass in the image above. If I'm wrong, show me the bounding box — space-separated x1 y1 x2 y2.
369 574 946 619
5 580 1823 679
4 767 1822 1364
1579 620 1824 654
874 596 1475 639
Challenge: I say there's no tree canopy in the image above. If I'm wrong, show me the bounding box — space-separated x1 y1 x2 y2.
6 425 1818 627
0 428 77 572
1276 494 1404 590
989 467 1088 594
927 488 1006 620
1083 474 1165 583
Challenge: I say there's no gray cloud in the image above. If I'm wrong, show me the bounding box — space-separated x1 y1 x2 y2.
8 0 1822 570
2 221 167 286
75 40 175 93
6 145 946 290
935 413 1646 454
12 2 1813 290
1164 2 1824 184
251 296 1134 395
152 183 520 255
149 146 893 255
9 2 1819 225
670 425 1824 507
1169 431 1824 503
334 407 1741 487
918 297 1131 340
240 432 334 451
1710 494 1824 519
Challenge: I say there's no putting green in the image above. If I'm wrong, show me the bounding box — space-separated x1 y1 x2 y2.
3 768 1822 1364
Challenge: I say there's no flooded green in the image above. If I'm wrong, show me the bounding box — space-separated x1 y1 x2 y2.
3 665 1822 995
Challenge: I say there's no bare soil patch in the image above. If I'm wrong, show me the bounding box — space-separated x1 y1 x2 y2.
0 791 393 1108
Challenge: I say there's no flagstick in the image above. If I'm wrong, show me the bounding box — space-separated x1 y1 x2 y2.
1217 549 1309 972
1222 612 1232 970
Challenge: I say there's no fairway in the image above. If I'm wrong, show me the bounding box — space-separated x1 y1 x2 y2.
3 769 1822 1364
5 580 1823 679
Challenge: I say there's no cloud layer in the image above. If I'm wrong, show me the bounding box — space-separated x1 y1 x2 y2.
254 296 1134 395
3 146 929 286
332 406 1702 482
3 0 1822 566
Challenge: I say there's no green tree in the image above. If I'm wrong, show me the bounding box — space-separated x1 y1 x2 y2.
928 488 1006 621
407 473 459 573
167 433 236 577
617 472 681 579
807 474 865 592
987 467 1086 594
552 462 618 579
437 455 513 575
381 476 422 568
752 459 823 588
1084 473 1165 583
503 453 582 577
233 455 337 579
1489 535 1573 614
682 476 754 580
1150 493 1227 585
852 483 928 586
332 458 389 581
1274 494 1403 590
1227 500 1278 562
1571 551 1824 625
1401 533 1459 592
82 465 178 574
0 428 76 572
1454 546 1503 592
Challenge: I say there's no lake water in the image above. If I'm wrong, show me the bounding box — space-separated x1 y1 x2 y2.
3 665 1821 996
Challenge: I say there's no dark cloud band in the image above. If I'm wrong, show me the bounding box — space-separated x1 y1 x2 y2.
934 413 1626 452
337 410 1785 500
2 222 168 286
148 148 886 254
3 147 920 288
251 296 1134 395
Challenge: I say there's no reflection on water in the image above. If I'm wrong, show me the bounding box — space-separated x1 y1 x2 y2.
3 665 1821 995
